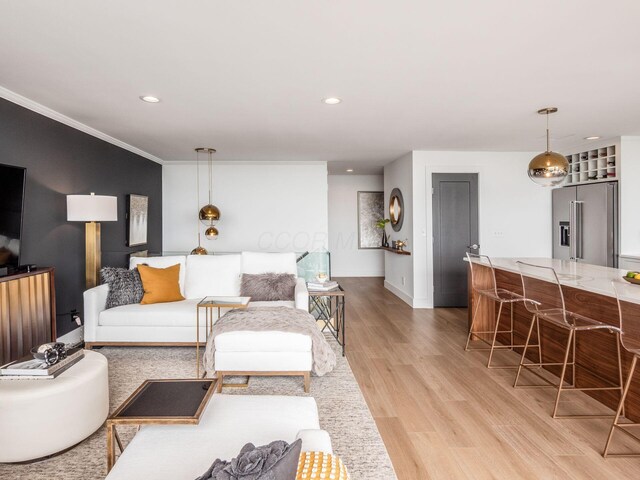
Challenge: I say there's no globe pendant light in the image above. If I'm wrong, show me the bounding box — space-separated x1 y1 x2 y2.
527 107 569 187
196 148 220 241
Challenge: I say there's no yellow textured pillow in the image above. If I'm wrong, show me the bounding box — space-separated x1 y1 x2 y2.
297 452 350 480
137 264 184 304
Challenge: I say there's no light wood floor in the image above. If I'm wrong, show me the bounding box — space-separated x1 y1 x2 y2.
337 277 639 480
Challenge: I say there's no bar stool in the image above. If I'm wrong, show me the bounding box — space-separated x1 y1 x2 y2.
603 281 640 457
465 253 532 369
514 261 624 419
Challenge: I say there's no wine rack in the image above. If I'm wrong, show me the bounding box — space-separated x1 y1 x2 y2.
565 145 616 185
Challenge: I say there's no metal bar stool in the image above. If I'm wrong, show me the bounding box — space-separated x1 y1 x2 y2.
603 281 640 457
465 253 533 369
514 261 624 419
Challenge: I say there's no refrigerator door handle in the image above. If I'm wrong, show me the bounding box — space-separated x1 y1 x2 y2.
569 201 576 261
575 201 584 260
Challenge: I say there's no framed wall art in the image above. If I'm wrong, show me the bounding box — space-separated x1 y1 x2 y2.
357 191 384 249
126 194 148 247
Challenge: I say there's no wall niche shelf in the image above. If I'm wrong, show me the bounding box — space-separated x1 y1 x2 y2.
565 145 616 186
382 246 411 256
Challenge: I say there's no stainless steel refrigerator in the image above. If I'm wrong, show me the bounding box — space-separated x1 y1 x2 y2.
552 182 618 267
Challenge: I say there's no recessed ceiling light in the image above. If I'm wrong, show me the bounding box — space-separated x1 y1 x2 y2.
323 97 341 105
346 169 354 172
584 136 600 140
140 95 161 103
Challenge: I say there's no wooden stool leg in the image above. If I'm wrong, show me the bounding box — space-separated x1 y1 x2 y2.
217 374 224 393
106 422 115 473
304 372 310 393
487 302 504 368
603 355 637 457
552 329 575 418
514 314 537 388
465 295 483 350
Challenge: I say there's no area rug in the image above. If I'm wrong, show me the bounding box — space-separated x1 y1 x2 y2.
0 336 396 480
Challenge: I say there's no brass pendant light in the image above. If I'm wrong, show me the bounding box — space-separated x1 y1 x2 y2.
190 148 209 254
197 148 220 240
527 107 569 187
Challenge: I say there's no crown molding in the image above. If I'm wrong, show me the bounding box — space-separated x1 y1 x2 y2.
0 86 165 165
162 160 328 166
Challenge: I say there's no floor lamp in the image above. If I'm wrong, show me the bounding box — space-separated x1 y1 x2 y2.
67 193 118 289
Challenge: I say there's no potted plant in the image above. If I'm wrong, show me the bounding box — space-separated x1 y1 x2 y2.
375 218 390 248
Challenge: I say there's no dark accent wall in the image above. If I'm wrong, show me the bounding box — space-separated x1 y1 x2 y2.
0 98 162 337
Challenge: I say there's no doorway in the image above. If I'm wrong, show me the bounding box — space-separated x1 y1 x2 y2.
432 173 479 307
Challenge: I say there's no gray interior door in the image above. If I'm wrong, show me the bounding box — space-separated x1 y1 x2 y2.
432 173 479 307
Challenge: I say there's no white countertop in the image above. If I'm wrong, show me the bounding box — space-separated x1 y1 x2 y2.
465 257 640 305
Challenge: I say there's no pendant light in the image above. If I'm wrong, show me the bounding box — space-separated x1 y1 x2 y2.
190 149 208 255
527 107 569 187
196 147 220 240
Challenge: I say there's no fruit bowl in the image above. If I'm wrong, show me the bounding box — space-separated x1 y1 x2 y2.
622 276 640 285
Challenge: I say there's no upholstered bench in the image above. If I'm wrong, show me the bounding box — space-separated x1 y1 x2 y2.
105 395 332 480
214 330 313 392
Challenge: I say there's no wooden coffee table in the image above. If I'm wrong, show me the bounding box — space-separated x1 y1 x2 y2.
106 379 216 472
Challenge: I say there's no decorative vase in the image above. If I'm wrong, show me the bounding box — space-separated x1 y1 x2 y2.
382 231 389 248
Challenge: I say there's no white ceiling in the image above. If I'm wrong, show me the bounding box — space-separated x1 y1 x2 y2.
1 1 640 174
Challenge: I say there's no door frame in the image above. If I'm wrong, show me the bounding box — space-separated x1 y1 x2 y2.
423 166 482 308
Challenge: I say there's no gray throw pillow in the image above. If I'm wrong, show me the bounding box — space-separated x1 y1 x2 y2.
100 267 144 309
195 439 302 480
240 273 296 302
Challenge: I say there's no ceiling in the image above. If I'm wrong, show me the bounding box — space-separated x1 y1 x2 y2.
1 1 640 174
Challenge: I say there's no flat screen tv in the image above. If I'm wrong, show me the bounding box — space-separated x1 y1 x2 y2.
0 163 26 271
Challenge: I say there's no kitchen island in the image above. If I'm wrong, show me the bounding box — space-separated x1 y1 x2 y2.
467 257 640 421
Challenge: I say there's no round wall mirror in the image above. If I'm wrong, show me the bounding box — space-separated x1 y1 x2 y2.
389 188 404 231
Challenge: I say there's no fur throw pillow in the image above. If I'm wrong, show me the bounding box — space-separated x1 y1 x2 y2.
196 439 302 480
100 267 144 309
240 273 296 302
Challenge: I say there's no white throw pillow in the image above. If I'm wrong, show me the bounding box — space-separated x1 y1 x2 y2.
184 254 242 299
241 251 297 275
129 255 187 295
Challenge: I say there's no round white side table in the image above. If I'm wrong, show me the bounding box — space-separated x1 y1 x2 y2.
0 349 109 462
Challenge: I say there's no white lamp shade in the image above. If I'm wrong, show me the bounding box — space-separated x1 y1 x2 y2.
67 194 118 222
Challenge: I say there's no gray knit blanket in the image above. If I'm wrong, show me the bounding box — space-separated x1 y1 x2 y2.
203 307 336 376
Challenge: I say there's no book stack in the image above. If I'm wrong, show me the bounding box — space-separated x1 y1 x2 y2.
307 280 340 292
0 347 84 380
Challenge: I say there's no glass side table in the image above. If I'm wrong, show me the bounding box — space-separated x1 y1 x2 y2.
196 296 251 377
308 286 345 356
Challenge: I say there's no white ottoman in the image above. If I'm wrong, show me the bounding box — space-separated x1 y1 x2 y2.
0 350 109 462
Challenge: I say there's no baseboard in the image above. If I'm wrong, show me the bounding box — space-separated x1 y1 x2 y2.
384 280 413 307
411 297 433 309
57 326 84 346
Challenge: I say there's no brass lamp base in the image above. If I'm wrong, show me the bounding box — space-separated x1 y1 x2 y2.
85 222 101 289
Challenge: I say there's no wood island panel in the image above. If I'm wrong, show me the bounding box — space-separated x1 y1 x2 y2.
468 263 640 421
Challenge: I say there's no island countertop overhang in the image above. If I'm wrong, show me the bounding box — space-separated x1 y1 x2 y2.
464 257 640 305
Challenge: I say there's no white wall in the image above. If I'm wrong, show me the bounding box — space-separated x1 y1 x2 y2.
619 136 640 255
328 175 384 277
413 150 552 307
383 153 414 304
163 162 328 254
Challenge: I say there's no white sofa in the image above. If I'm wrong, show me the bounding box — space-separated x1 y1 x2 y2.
84 252 309 346
84 252 313 390
105 394 333 480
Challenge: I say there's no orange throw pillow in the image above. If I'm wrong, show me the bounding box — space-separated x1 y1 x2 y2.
137 264 185 304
